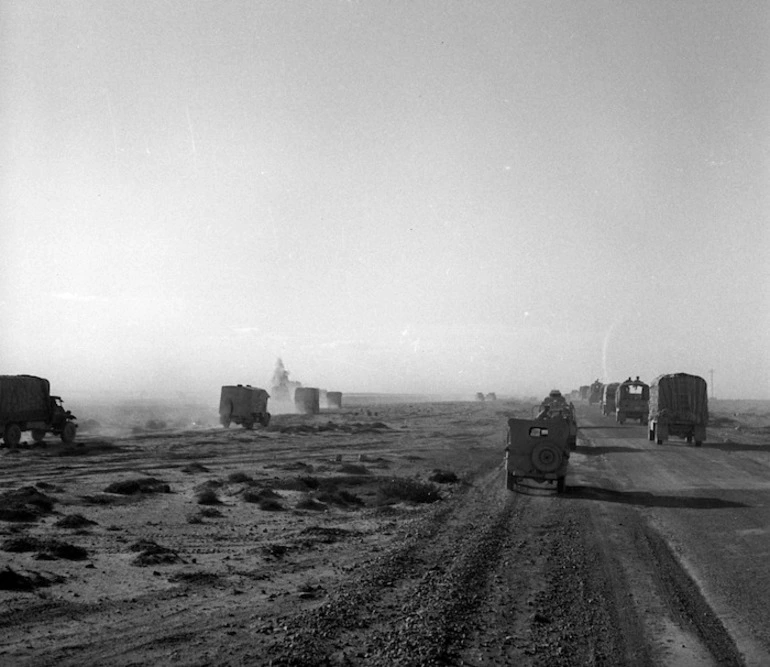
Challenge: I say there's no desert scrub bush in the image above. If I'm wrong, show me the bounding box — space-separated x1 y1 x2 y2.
295 496 327 511
54 514 97 529
428 469 459 484
181 462 210 474
242 487 281 503
317 490 364 507
103 478 170 495
196 507 224 518
377 478 441 504
338 463 369 475
227 471 253 484
195 488 221 505
271 476 319 492
2 536 88 560
258 498 285 511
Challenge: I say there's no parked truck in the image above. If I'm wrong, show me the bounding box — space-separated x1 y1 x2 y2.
648 373 708 446
616 376 649 424
600 382 620 416
219 385 271 429
0 375 77 447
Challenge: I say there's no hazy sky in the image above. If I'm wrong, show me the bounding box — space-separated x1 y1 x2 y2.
2 1 768 400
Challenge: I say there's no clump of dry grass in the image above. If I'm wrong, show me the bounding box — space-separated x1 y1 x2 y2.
195 488 221 505
0 486 56 522
129 539 182 566
428 469 459 484
316 490 364 507
227 471 253 484
377 478 441 504
54 514 97 529
338 463 369 475
103 478 170 495
2 536 88 560
181 462 210 474
295 496 327 512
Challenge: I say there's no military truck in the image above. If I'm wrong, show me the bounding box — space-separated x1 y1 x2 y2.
648 373 708 446
588 379 603 405
0 375 77 447
600 382 620 416
219 385 271 429
536 390 578 451
616 376 649 424
505 415 570 493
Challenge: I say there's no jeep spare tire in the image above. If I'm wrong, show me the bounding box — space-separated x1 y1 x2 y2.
531 442 562 473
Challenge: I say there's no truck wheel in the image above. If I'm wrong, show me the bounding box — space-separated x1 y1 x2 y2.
4 424 22 448
655 425 663 445
31 429 46 443
220 418 231 428
686 435 693 444
259 413 271 427
60 422 77 444
243 421 254 430
648 427 654 441
695 440 703 447
556 476 566 494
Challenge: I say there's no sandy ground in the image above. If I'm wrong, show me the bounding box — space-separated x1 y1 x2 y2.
1 397 768 666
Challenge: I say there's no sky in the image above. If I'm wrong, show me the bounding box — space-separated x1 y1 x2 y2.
1 0 769 401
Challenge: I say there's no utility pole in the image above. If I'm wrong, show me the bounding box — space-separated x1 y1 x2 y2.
709 369 715 400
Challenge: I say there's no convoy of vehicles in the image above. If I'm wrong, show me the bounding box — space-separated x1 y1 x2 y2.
0 375 77 447
219 385 271 429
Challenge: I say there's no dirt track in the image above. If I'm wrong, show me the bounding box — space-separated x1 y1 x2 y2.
1 398 768 665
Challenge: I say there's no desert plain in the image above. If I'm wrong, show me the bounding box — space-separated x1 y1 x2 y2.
1 395 770 666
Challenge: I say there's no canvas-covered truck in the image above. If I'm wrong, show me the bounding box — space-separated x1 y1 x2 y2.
536 390 578 450
616 376 649 424
648 373 708 446
588 379 603 405
505 415 571 493
0 375 77 447
600 382 620 416
219 385 270 429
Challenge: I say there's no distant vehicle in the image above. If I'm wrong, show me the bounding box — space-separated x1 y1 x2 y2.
505 415 570 493
219 385 270 429
475 392 486 401
600 382 620 416
485 392 497 401
0 375 77 447
588 379 603 405
579 385 590 401
294 387 320 415
648 373 708 446
615 377 649 424
326 391 343 409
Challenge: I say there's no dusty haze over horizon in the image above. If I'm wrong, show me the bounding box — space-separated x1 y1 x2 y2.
2 2 768 400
